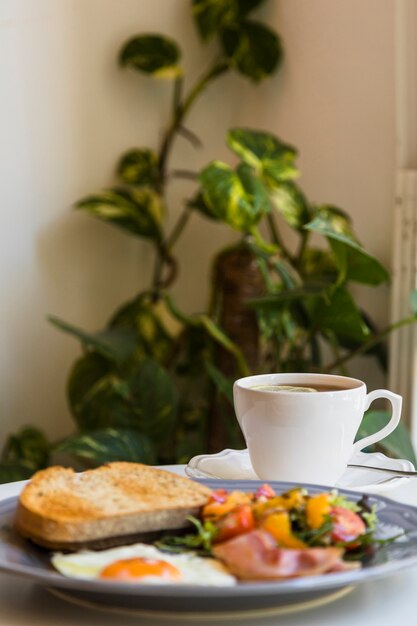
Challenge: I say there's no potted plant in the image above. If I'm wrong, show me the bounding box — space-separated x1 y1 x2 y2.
1 0 416 482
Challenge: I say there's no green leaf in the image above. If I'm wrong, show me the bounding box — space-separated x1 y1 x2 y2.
117 149 158 185
109 295 174 362
0 462 36 485
134 308 173 360
334 310 388 371
236 0 265 17
330 240 389 286
192 0 238 41
221 20 283 82
119 35 182 78
248 238 301 294
205 361 234 404
68 354 177 440
128 358 178 440
192 0 266 42
188 192 220 222
269 256 302 290
163 295 249 375
199 315 249 375
67 352 112 421
299 247 338 279
54 428 156 465
108 293 147 329
309 286 371 344
356 410 417 465
199 161 270 231
305 206 389 286
1 427 50 470
237 162 272 210
49 316 137 364
227 128 298 183
69 372 136 431
192 0 265 41
251 283 371 347
76 187 164 241
304 205 358 262
270 181 310 229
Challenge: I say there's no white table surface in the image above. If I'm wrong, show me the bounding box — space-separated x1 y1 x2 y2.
1 468 417 626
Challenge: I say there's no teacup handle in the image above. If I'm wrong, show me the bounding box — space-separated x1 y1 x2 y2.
351 389 402 454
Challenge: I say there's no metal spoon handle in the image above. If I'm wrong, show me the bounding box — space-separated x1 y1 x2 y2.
347 463 417 477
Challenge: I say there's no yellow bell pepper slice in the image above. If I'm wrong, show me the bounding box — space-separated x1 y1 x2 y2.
280 488 306 509
305 493 331 529
262 511 307 549
253 488 305 517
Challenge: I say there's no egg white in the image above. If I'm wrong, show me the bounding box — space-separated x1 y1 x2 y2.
51 542 236 586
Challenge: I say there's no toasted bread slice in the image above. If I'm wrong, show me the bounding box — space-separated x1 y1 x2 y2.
15 462 212 550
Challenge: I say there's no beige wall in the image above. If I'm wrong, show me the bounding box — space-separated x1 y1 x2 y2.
0 0 396 444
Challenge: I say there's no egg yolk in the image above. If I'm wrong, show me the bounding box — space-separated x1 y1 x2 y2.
99 557 182 581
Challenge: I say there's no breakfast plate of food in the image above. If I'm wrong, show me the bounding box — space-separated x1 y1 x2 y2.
1 462 417 618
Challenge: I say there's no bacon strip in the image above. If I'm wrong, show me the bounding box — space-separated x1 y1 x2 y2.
212 529 354 580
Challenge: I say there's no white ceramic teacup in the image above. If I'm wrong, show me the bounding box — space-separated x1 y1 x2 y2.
233 373 402 485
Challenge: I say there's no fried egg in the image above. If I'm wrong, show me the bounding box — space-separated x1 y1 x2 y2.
51 542 236 586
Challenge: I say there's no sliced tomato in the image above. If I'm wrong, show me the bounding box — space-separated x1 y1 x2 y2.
330 506 366 544
213 504 255 543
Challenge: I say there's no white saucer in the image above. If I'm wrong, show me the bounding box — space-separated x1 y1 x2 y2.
185 449 415 494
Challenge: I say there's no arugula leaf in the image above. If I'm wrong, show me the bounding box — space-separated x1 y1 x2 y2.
155 516 217 555
300 518 334 547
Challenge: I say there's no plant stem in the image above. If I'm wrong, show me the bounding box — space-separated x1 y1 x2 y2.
157 59 229 190
152 59 229 292
266 213 294 263
173 75 183 114
266 213 283 248
295 230 309 268
177 126 203 149
151 242 166 294
323 315 417 372
182 59 229 118
170 169 199 181
165 206 193 250
155 75 183 193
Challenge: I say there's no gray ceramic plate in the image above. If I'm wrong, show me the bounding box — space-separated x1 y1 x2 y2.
1 480 417 616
